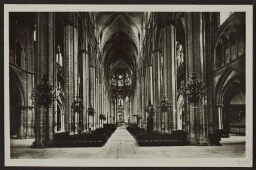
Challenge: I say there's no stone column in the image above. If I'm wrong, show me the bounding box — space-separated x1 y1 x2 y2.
185 13 208 145
95 62 98 128
154 50 162 131
165 22 177 132
139 70 142 125
81 48 87 131
141 71 145 127
162 17 169 133
73 20 79 134
18 108 25 138
115 96 118 124
89 44 95 130
149 63 153 102
110 95 112 124
205 13 215 134
216 104 223 129
129 97 131 124
62 13 79 135
143 66 147 128
100 69 103 126
47 13 55 143
152 53 156 130
32 13 55 148
26 21 36 137
85 42 90 131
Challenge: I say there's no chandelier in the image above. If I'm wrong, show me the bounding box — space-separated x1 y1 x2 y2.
99 114 106 121
71 94 84 112
181 72 207 105
88 103 95 116
30 75 56 107
146 102 155 118
160 94 172 112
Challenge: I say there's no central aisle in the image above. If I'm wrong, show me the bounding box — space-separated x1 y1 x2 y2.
97 126 140 158
10 126 246 159
104 126 137 148
96 126 246 159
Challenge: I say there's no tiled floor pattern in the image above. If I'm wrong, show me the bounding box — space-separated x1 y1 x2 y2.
10 126 245 159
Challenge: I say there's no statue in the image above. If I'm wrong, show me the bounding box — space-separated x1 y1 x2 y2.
176 42 184 67
56 45 63 66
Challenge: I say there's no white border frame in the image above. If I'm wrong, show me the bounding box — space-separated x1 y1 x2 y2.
4 4 253 167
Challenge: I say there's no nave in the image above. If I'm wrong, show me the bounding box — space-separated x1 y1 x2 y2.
8 11 246 154
11 125 245 160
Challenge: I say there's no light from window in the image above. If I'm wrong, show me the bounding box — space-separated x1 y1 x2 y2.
34 24 37 42
220 12 233 25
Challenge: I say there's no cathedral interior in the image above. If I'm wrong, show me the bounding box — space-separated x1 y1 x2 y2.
9 12 246 151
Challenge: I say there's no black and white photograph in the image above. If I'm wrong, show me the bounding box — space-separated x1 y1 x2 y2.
4 4 253 167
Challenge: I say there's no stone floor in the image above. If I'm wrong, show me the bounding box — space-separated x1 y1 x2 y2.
10 126 246 160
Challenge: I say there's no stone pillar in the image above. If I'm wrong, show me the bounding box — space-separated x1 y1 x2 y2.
100 69 103 126
143 66 147 128
154 50 162 131
73 21 79 134
205 13 215 134
32 13 55 148
85 41 90 131
138 70 142 118
47 13 55 143
141 72 145 127
149 64 153 102
129 97 131 124
62 13 79 135
81 48 87 131
152 53 156 130
115 96 118 124
24 27 36 138
110 96 112 124
89 49 95 130
185 13 208 145
18 108 25 138
162 17 169 133
216 104 223 129
95 63 99 128
165 22 177 132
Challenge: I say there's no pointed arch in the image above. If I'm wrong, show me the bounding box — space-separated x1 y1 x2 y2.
177 94 185 130
56 92 66 132
215 67 245 105
9 66 25 106
9 66 26 137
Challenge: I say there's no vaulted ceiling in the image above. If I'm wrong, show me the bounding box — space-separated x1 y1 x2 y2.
96 12 143 97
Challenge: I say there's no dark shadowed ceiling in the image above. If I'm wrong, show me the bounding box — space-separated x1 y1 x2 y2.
96 12 143 97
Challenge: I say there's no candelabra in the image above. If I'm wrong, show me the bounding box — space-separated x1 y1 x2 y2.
181 72 207 106
99 113 106 128
30 75 56 107
181 72 207 142
71 94 84 134
160 95 172 133
30 74 56 148
146 102 155 118
88 103 95 131
145 102 155 133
